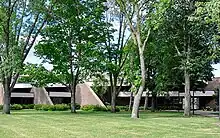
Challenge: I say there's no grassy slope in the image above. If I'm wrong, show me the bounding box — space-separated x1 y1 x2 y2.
0 110 220 138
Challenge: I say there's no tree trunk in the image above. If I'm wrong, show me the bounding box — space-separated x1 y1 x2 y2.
131 49 145 118
128 91 133 111
184 69 191 116
144 90 149 110
111 85 116 113
3 79 11 114
151 93 157 112
111 76 117 113
70 85 76 113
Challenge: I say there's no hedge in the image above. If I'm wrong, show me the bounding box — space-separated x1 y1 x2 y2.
68 103 81 110
0 103 81 111
21 104 35 109
106 106 120 112
0 104 23 110
81 105 108 112
34 104 70 111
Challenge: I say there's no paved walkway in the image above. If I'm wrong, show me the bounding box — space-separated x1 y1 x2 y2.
194 110 219 118
165 110 219 118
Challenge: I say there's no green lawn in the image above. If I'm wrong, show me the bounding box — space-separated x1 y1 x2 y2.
0 110 220 138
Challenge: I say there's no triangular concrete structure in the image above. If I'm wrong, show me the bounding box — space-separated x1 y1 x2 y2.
76 83 105 107
31 87 53 105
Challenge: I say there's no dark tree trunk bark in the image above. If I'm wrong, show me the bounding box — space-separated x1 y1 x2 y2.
70 84 76 113
144 91 149 110
151 93 157 112
184 69 191 116
111 85 116 113
3 78 11 114
129 91 133 111
110 75 117 113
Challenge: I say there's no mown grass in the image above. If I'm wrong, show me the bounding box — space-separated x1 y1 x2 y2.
0 110 220 138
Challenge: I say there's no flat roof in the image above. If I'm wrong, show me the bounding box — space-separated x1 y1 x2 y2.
118 91 215 97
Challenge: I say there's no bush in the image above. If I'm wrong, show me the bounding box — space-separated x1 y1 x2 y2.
81 105 107 112
68 103 81 110
34 104 70 111
11 104 22 110
117 106 129 111
22 104 35 109
0 105 3 110
75 103 81 110
42 105 52 111
54 104 69 111
106 106 120 112
34 104 44 110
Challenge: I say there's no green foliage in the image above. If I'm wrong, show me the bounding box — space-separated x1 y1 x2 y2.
41 105 54 111
54 104 69 111
0 104 34 110
21 104 35 109
34 104 70 111
152 0 218 92
10 104 23 110
107 106 122 112
34 104 44 110
81 105 108 112
0 0 50 114
0 0 49 83
68 103 81 110
19 64 60 87
31 0 108 84
196 0 220 62
92 74 108 98
20 0 108 113
201 0 220 29
81 105 128 112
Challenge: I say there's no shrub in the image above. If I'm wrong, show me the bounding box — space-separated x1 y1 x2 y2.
75 103 81 110
22 104 35 109
34 104 44 110
0 105 3 110
11 104 22 110
106 106 120 112
81 105 107 112
68 103 81 110
34 104 70 111
117 106 128 111
54 104 69 111
42 105 52 111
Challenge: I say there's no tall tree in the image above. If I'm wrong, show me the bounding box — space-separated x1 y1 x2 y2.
159 0 218 116
101 0 129 112
0 0 50 114
196 0 220 60
116 0 170 118
22 0 107 113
